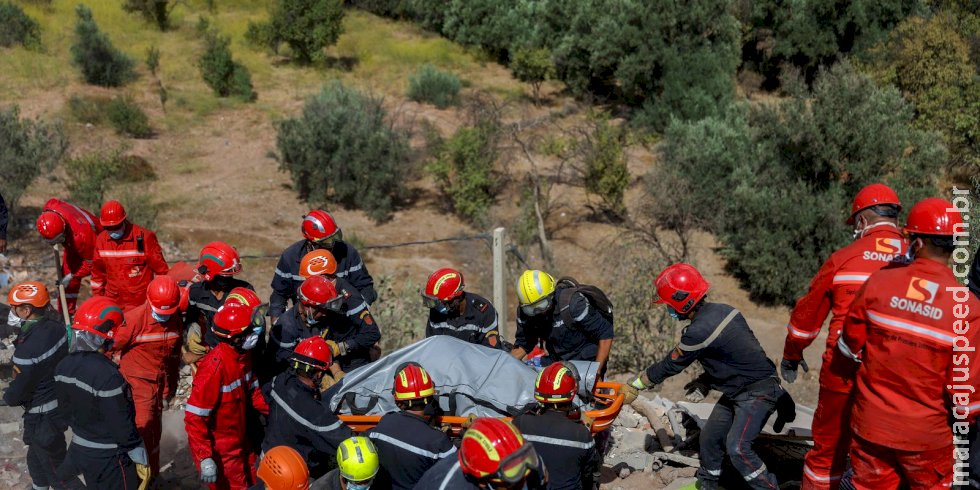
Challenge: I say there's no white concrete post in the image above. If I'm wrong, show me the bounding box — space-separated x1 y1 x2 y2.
492 227 507 341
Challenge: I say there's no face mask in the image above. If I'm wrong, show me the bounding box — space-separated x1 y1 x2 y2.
7 309 23 328
666 306 681 320
304 311 318 326
108 229 125 240
346 481 372 490
151 311 171 323
242 331 260 350
434 303 449 315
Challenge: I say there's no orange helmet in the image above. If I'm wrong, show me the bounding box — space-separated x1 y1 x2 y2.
212 304 254 339
904 198 964 237
848 183 901 225
302 210 341 244
422 268 464 306
72 297 125 339
459 418 540 485
36 212 66 241
100 200 127 228
197 241 242 281
392 362 436 402
225 287 262 309
7 281 50 308
290 336 333 372
298 275 342 311
298 249 338 278
147 276 180 315
654 264 710 315
257 446 310 490
534 363 577 404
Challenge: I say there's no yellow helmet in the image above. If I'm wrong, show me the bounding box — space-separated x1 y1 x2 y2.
516 270 556 314
337 436 379 483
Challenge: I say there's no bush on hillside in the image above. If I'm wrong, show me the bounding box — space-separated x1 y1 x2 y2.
68 94 111 124
106 96 152 138
251 0 344 63
123 0 177 31
659 62 944 305
426 122 500 224
0 106 68 212
572 115 631 219
65 151 157 212
274 81 410 221
71 5 136 87
510 47 555 104
198 31 255 101
407 64 461 108
0 2 41 49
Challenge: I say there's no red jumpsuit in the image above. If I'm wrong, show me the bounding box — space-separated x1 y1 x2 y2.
91 223 169 311
110 302 182 474
841 257 980 489
783 226 906 489
42 198 101 314
185 342 269 490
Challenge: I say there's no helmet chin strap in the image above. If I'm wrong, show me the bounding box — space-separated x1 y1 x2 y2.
853 219 898 240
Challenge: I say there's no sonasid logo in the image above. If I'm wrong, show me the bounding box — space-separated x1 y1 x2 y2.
891 277 943 319
864 237 904 262
906 277 939 304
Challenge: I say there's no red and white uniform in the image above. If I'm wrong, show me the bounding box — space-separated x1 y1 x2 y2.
91 223 169 311
184 343 269 490
110 302 182 474
42 198 101 314
841 257 980 489
784 225 906 489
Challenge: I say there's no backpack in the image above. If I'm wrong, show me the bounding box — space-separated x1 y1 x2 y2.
555 277 614 327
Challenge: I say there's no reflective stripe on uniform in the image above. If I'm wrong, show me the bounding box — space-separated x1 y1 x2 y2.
274 268 304 281
803 464 841 482
221 379 243 393
428 322 496 334
134 332 180 343
346 302 368 317
704 468 721 476
54 375 125 398
786 323 820 340
269 385 344 433
98 250 145 258
188 300 218 313
438 461 461 490
13 335 67 366
335 262 363 278
679 309 739 352
832 273 871 285
368 432 457 460
72 433 118 449
573 299 590 322
867 310 954 346
27 399 58 414
185 404 212 416
744 463 769 480
523 434 595 450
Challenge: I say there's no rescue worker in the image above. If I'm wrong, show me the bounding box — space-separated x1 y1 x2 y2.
315 436 381 490
413 417 549 490
270 210 376 322
297 249 376 361
269 275 380 375
365 362 456 490
91 199 169 311
0 282 77 489
36 198 102 314
185 303 270 490
780 183 905 490
184 241 255 362
54 296 150 489
510 270 614 374
839 198 980 489
422 268 501 349
621 264 782 490
109 275 183 477
185 286 263 366
263 336 353 479
513 362 600 490
255 446 310 490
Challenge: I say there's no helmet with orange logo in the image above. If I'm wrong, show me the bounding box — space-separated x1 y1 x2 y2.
298 249 338 278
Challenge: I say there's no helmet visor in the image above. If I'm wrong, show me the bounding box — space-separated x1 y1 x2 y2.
312 229 342 248
489 443 539 485
520 297 551 316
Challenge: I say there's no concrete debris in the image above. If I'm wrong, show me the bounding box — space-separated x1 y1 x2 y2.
676 401 815 440
0 422 20 434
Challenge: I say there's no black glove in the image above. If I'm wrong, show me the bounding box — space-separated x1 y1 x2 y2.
773 390 797 433
779 358 809 384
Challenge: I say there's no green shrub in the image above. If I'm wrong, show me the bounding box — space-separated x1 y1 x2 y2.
123 0 177 30
510 47 555 104
67 94 111 124
145 45 160 76
576 115 630 218
0 106 68 211
660 62 944 305
65 150 157 211
198 31 255 101
70 5 135 87
426 122 499 224
109 188 159 229
274 81 411 221
0 1 42 49
407 64 461 108
252 0 345 63
106 97 152 138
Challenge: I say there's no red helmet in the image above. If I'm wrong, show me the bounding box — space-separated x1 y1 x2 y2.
393 362 436 401
147 276 180 315
100 200 127 228
299 249 338 278
459 418 539 484
7 281 51 308
290 336 333 372
534 363 577 404
654 263 710 315
904 197 964 237
197 241 242 281
72 297 125 338
848 183 901 225
422 268 465 304
302 210 341 243
36 211 66 241
212 304 254 339
298 275 341 311
225 287 261 308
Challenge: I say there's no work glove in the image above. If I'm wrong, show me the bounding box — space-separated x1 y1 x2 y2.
579 412 595 430
683 379 710 403
621 374 650 404
779 358 809 384
772 390 797 433
60 273 73 288
199 458 217 483
325 340 341 357
462 413 479 429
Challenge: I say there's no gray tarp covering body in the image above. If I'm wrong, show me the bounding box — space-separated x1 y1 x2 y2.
327 336 599 417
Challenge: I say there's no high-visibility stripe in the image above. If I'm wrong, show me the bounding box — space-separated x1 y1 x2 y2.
965 402 980 414
72 433 118 449
188 300 218 313
437 461 461 490
27 399 58 414
704 468 721 476
70 203 97 233
786 323 820 340
222 379 243 393
274 268 304 281
270 383 345 433
803 465 842 482
523 434 595 450
134 332 180 343
98 250 145 258
33 483 49 490
368 432 456 460
54 375 124 398
744 463 769 480
867 310 954 345
428 321 497 334
679 309 739 351
347 302 368 317
89 281 103 288
13 335 67 366
185 404 212 416
336 262 363 278
833 273 871 285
